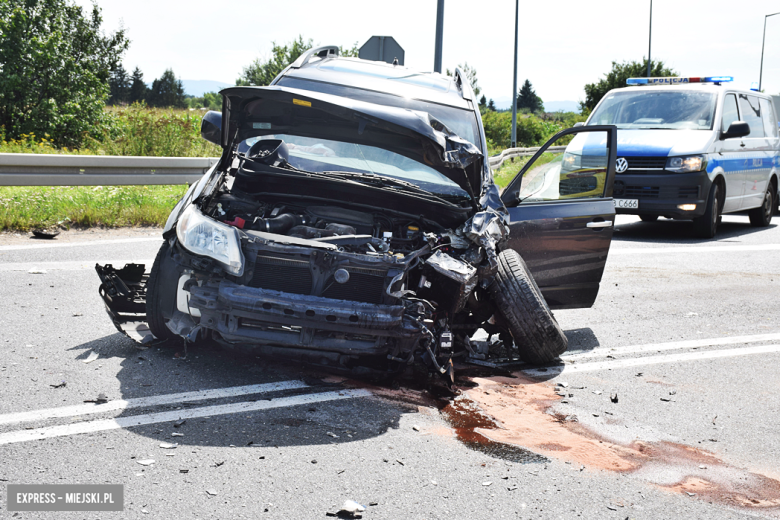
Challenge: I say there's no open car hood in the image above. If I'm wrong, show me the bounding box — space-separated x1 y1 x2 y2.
218 86 485 197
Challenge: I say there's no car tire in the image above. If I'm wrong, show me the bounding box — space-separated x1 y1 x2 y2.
488 249 568 364
639 214 658 222
692 182 721 239
146 241 176 341
748 184 775 227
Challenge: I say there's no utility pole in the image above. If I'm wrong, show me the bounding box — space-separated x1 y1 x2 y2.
434 0 444 73
759 12 780 91
647 0 653 77
511 0 519 148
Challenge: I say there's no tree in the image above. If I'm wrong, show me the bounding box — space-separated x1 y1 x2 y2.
108 63 130 105
0 0 128 147
237 36 313 86
203 92 221 110
446 62 481 97
517 79 544 113
580 59 676 113
340 42 359 58
487 99 496 111
479 95 487 109
129 67 147 104
146 69 186 108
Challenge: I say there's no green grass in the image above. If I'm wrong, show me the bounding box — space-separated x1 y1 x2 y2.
0 185 188 231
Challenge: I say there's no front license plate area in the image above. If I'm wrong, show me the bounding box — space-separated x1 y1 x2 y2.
613 198 638 209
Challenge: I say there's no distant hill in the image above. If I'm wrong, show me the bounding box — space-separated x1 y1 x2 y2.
181 80 233 97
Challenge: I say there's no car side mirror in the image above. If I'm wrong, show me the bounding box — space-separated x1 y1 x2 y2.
720 121 750 140
573 122 585 127
201 110 222 146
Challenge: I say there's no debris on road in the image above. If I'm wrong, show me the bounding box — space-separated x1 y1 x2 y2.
326 431 339 438
82 351 99 364
206 489 218 496
32 229 60 239
159 442 178 449
482 481 492 486
50 381 66 389
412 425 420 432
28 268 47 274
136 459 155 466
660 397 672 402
83 393 108 404
173 419 186 428
610 393 619 404
339 500 365 515
171 432 184 437
593 390 602 395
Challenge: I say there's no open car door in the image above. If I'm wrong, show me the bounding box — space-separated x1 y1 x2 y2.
500 125 617 309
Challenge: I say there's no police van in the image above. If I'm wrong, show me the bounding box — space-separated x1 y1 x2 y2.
585 76 779 238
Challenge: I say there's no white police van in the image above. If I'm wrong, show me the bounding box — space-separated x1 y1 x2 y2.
585 76 779 238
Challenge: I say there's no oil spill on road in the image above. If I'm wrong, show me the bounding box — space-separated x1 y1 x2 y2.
460 372 780 515
441 396 547 464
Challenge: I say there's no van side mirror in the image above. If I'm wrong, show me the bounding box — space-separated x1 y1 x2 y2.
201 110 222 146
573 122 585 127
720 121 750 140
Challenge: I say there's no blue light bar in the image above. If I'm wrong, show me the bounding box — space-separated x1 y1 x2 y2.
626 76 733 85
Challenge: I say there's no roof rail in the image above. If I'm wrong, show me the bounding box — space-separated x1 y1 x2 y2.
290 45 340 69
453 67 473 100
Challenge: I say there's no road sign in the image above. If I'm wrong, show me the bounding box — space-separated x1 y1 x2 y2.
359 36 404 65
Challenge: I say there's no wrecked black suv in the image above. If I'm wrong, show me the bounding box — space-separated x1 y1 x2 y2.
96 47 618 382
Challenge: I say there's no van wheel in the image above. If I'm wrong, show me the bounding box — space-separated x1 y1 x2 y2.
693 183 720 238
488 249 568 364
639 214 658 222
748 185 775 227
147 241 176 341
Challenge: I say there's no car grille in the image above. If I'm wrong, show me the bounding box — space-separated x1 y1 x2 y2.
249 256 312 295
560 176 598 196
249 256 387 304
626 157 667 170
614 181 701 200
322 268 387 304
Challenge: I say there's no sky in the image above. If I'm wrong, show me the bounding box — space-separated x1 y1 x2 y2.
75 0 780 107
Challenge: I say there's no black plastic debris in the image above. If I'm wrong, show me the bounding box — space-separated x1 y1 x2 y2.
32 229 60 239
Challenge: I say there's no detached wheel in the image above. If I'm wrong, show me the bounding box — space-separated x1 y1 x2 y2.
146 241 176 340
693 182 721 239
639 214 658 222
488 249 568 364
748 184 775 227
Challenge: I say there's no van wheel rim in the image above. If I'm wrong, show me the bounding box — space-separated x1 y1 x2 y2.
763 191 772 221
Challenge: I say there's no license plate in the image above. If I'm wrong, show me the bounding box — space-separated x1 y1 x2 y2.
613 198 638 209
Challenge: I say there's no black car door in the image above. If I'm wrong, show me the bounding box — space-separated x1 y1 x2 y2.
500 125 617 309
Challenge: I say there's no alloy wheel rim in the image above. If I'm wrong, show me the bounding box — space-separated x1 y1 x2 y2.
764 191 772 221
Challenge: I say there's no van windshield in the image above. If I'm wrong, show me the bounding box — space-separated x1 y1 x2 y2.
589 90 717 130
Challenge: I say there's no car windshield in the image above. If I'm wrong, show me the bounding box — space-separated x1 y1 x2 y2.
240 135 469 198
589 90 717 130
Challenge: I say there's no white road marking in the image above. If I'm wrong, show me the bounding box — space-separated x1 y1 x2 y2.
0 389 371 446
523 344 780 377
0 260 153 272
0 381 308 426
0 237 161 252
563 332 780 361
610 244 780 255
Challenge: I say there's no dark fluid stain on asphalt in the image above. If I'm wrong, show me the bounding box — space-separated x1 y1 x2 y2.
441 398 547 464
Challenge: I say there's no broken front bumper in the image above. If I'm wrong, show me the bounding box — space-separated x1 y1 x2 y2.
187 281 420 355
95 263 156 343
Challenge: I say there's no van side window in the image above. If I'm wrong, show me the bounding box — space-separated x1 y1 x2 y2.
738 94 765 138
721 94 739 132
759 98 779 138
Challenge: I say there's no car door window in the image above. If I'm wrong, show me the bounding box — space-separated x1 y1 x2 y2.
738 94 765 138
759 98 779 138
506 132 611 204
721 94 740 132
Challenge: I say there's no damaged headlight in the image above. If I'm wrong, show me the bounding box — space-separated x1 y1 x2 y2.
176 205 245 276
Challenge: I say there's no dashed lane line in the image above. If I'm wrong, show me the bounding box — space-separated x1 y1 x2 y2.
0 237 161 252
523 343 780 377
0 381 309 427
0 389 372 446
562 332 780 361
609 244 780 255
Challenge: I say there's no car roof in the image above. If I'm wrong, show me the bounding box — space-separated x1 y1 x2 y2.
278 56 472 110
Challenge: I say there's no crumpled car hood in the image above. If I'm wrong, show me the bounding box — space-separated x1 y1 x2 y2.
218 86 485 196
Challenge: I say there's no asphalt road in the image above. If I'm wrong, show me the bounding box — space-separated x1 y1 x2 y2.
0 214 778 519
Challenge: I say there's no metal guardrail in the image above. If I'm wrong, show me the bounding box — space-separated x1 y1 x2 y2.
0 153 218 186
488 145 567 170
0 144 567 186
